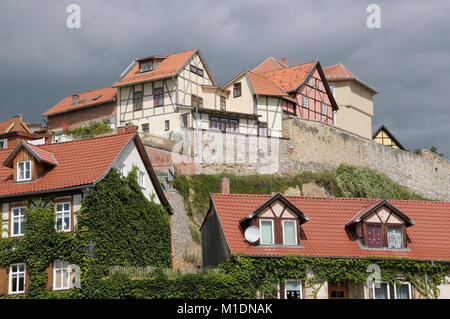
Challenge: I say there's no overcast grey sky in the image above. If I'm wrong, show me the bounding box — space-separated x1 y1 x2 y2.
0 0 449 155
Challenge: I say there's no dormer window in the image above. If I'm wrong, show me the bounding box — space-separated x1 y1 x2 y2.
17 161 31 182
139 61 153 73
260 219 274 244
346 200 415 250
240 193 310 247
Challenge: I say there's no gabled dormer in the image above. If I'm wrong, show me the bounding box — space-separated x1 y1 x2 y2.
2 141 58 183
345 200 416 250
240 193 310 246
136 56 167 73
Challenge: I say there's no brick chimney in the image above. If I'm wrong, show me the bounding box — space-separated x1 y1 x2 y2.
117 125 138 134
281 57 289 66
220 177 230 194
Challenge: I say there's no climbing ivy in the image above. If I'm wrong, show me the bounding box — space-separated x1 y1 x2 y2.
0 168 172 299
219 256 449 299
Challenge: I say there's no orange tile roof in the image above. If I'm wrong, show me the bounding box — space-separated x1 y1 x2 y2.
0 116 31 134
252 57 287 74
115 49 197 87
3 141 58 167
43 87 117 117
210 193 450 261
323 63 378 94
261 61 317 92
0 132 136 197
247 71 288 96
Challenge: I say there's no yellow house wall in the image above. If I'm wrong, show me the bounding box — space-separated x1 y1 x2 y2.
331 80 374 139
223 73 255 115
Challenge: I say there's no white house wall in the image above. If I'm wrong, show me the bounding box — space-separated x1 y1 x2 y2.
113 139 161 204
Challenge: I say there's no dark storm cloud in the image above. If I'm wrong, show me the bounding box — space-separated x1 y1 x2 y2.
0 0 448 155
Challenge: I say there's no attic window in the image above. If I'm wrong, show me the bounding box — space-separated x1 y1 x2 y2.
139 61 153 73
0 138 7 150
233 82 242 98
190 65 204 77
17 161 31 182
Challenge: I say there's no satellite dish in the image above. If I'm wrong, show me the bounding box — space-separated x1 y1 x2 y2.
244 226 261 244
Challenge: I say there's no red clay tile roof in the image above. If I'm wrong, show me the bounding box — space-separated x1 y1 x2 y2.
43 87 117 117
247 71 288 96
210 193 450 261
0 132 136 198
0 116 32 134
323 63 378 94
252 57 287 74
260 61 317 92
115 49 197 87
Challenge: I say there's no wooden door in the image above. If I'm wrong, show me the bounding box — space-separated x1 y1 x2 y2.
328 281 349 299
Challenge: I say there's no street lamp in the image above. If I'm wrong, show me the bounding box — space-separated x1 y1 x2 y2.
85 240 96 299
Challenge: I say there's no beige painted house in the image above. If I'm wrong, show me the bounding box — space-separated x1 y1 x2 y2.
323 64 378 139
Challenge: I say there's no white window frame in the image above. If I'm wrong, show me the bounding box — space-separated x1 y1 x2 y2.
0 138 7 150
138 171 145 189
17 160 32 182
282 220 298 245
372 281 390 299
318 81 323 91
285 279 302 299
118 164 126 177
302 96 309 108
53 260 71 291
394 282 412 299
259 219 274 245
387 226 404 249
321 103 327 115
55 202 71 232
308 77 314 86
11 206 26 237
9 263 26 294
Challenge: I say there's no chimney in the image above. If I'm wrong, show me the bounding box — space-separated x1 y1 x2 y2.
220 177 230 194
117 125 138 134
72 94 80 103
281 57 289 66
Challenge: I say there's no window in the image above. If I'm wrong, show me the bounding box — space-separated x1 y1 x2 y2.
210 116 238 133
142 123 149 134
191 94 203 108
12 207 25 237
133 91 143 111
373 282 390 299
56 202 71 232
118 164 126 177
139 61 153 73
388 227 404 249
154 87 164 107
17 161 31 182
258 122 268 137
285 280 302 299
165 120 170 131
190 64 204 77
233 82 242 98
308 77 314 87
0 138 7 150
283 220 297 245
366 225 382 248
138 171 145 188
220 96 226 111
302 96 309 108
260 220 274 245
394 282 412 299
53 260 70 290
321 103 327 115
318 80 323 91
9 263 26 294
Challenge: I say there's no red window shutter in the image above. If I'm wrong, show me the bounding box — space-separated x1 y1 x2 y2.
366 225 382 248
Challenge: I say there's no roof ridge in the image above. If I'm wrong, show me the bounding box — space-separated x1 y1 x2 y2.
260 60 317 75
37 131 135 148
70 86 116 96
211 193 449 204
